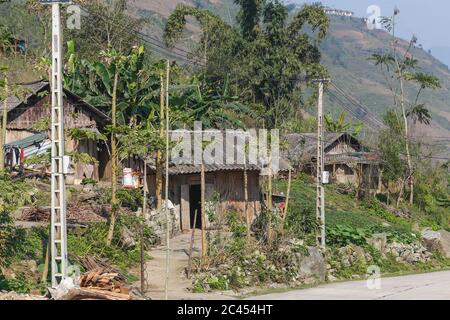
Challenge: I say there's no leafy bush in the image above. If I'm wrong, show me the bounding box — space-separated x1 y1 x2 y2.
68 213 156 271
361 200 411 230
0 273 36 293
81 178 97 186
285 204 318 238
327 225 368 247
0 174 33 269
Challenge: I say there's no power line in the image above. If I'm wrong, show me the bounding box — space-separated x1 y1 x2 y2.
290 132 450 161
330 82 387 129
73 2 206 67
325 88 381 132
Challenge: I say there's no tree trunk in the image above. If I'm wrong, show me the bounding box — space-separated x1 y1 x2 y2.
155 74 164 210
106 66 119 246
0 77 8 171
398 70 414 205
401 93 414 205
396 178 405 207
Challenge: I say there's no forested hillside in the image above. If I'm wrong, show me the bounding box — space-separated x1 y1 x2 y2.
132 0 450 153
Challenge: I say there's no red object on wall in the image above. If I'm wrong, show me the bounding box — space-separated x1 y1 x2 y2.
20 148 25 162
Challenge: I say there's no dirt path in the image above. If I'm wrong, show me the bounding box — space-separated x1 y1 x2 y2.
142 232 235 300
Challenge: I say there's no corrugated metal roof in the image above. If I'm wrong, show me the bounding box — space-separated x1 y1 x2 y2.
5 133 47 149
147 163 263 175
147 158 292 175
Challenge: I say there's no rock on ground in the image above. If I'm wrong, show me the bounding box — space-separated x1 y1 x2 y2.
422 229 450 258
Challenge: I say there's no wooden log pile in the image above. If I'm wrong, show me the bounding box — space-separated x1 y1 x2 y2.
19 202 107 223
79 268 129 295
56 288 131 300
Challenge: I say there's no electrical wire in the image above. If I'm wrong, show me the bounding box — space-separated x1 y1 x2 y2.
72 2 206 67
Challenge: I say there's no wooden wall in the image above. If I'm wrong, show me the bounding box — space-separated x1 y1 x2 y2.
6 94 110 183
7 95 99 131
145 170 262 231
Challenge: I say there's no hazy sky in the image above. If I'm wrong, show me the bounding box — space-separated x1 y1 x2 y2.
292 0 449 51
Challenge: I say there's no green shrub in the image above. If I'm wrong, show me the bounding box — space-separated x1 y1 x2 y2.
327 225 368 247
207 275 229 290
67 214 155 271
0 273 35 293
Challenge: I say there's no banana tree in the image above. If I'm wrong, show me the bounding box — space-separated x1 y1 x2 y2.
324 112 363 137
64 43 164 244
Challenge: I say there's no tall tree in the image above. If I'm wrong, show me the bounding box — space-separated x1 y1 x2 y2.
370 11 441 205
164 1 329 129
68 0 144 59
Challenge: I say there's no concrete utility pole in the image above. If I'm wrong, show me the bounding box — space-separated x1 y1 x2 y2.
41 0 70 287
314 79 330 249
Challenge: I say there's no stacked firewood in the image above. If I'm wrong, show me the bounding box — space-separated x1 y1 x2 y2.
20 202 106 223
79 268 129 294
75 256 128 294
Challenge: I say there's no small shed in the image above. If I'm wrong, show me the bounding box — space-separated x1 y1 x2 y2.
3 80 111 183
145 163 262 232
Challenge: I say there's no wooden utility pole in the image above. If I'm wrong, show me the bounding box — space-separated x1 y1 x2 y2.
0 77 7 171
164 60 170 300
315 79 329 249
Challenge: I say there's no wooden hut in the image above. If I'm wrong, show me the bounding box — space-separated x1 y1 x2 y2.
3 80 111 183
145 162 263 232
284 132 380 190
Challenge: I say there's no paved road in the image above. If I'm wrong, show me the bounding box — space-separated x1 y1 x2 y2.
248 271 450 300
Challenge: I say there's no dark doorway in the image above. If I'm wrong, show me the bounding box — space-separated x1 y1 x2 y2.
189 184 202 229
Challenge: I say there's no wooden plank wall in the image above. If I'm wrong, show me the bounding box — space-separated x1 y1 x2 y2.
145 170 262 231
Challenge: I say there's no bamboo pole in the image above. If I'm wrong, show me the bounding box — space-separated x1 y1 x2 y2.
244 164 250 242
267 153 273 244
140 159 147 293
282 167 292 231
155 73 165 210
0 77 8 171
186 210 198 279
41 238 50 283
201 160 207 259
106 66 119 245
164 60 170 300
